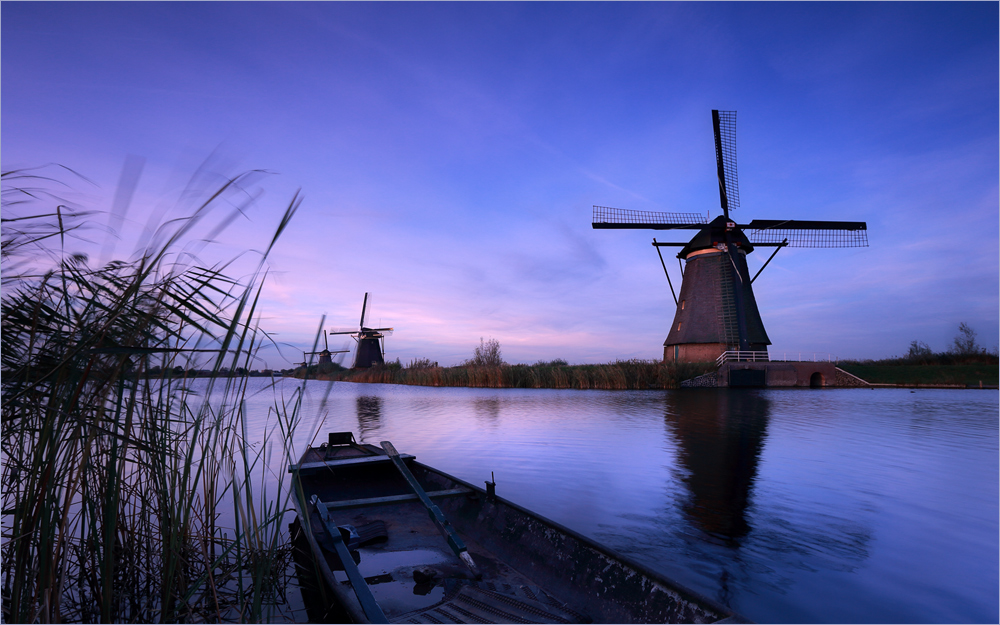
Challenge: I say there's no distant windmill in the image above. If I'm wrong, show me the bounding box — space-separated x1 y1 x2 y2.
593 110 868 363
303 330 349 366
329 293 394 368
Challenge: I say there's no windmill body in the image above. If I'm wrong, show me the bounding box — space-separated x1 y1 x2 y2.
329 293 394 369
354 335 386 369
665 216 771 361
594 110 868 364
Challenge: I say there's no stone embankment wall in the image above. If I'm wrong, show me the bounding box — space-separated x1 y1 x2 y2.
680 363 872 388
680 371 718 388
719 362 839 387
835 367 871 387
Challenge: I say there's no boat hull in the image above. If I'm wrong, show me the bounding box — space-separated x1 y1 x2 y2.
290 434 747 624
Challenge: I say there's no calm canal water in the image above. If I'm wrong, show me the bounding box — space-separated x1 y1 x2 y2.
226 378 997 624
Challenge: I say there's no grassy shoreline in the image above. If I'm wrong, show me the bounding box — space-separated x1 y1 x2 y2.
291 359 999 389
838 350 998 387
301 360 718 390
836 363 998 386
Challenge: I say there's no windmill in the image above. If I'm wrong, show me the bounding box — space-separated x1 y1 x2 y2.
303 330 349 366
329 293 394 369
593 110 868 363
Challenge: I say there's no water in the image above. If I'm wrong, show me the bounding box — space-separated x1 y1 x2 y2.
225 378 998 623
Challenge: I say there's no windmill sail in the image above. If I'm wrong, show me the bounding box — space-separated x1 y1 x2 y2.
713 110 739 214
747 220 868 248
359 292 369 328
592 206 707 229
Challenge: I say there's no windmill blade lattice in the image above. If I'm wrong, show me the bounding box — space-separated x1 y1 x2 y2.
713 110 740 212
747 220 868 248
359 292 382 329
592 206 707 229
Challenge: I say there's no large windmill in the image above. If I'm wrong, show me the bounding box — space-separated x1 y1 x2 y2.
593 110 868 363
329 293 394 369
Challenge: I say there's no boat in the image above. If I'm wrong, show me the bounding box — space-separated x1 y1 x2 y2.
289 432 748 624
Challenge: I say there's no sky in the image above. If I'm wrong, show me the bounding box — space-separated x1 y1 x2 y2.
3 2 997 368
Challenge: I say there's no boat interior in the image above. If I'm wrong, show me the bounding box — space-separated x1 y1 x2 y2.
292 434 591 623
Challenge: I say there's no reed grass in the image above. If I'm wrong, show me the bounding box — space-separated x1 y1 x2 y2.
324 359 715 390
1 167 306 622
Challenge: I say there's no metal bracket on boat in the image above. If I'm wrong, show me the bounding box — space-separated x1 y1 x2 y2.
485 472 496 502
324 431 357 460
338 524 362 550
310 495 388 623
381 441 482 579
327 431 357 446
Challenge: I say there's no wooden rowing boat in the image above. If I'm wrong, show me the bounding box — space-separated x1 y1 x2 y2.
289 432 747 624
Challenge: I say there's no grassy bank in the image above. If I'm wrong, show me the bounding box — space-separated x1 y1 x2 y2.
838 345 999 386
300 355 1000 389
838 363 998 386
309 360 717 390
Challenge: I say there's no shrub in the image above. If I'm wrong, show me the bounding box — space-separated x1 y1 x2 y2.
951 322 984 356
534 358 568 367
467 337 505 367
407 357 438 369
907 340 933 360
903 339 936 364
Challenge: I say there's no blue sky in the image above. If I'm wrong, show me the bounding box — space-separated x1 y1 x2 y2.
3 2 997 367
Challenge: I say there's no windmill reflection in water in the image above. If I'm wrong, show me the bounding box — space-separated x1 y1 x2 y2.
665 391 771 542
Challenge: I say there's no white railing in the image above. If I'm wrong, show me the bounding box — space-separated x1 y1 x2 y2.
716 351 770 366
770 352 837 363
716 351 839 366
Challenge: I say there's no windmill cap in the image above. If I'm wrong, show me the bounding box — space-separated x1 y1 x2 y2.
678 215 754 258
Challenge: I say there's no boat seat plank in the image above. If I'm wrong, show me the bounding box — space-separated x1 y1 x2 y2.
320 488 471 510
396 583 587 624
289 453 415 473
